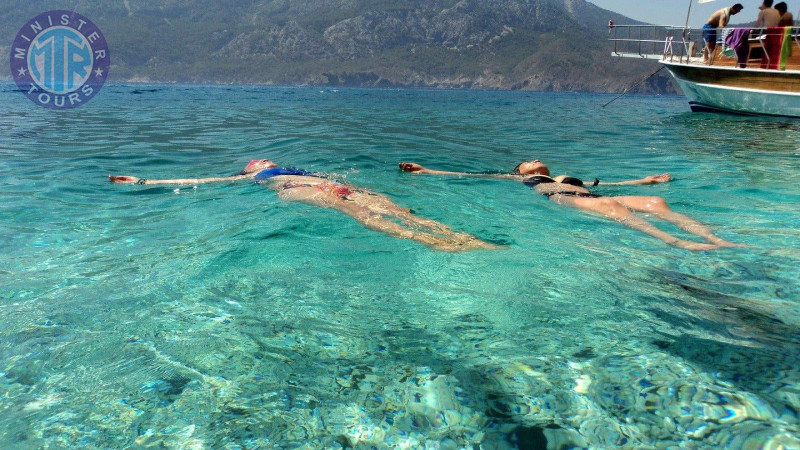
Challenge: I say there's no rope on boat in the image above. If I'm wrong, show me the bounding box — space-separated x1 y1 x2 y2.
601 66 666 108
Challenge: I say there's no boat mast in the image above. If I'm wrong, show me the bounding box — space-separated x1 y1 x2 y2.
685 0 693 29
683 0 693 38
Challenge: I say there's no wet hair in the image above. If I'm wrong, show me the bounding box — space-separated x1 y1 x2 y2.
764 0 774 8
513 161 550 176
775 2 787 14
733 3 744 11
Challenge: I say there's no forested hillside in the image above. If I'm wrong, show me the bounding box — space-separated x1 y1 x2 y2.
0 0 675 93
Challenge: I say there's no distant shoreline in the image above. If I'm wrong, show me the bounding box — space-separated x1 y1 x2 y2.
0 79 682 100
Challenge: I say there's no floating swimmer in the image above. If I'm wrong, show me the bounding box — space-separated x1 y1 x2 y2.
109 159 500 252
399 160 742 251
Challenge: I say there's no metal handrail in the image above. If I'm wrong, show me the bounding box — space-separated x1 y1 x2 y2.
608 24 684 61
609 24 800 67
609 25 687 29
608 24 715 63
610 39 672 43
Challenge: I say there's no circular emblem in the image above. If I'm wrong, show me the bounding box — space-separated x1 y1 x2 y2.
9 10 110 109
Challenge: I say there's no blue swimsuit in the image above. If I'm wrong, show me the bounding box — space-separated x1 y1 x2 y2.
254 167 313 181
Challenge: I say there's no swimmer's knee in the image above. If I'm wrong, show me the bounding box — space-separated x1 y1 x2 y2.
598 197 626 211
645 196 670 211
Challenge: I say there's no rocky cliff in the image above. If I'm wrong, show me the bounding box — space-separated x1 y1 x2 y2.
0 0 675 93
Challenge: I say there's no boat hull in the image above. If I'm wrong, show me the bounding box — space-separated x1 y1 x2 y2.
662 62 800 118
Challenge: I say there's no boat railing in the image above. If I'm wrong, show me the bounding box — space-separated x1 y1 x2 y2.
608 24 696 63
609 23 800 70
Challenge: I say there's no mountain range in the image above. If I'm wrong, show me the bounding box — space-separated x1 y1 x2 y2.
0 0 675 93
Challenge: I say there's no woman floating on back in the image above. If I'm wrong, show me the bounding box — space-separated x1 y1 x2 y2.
109 159 501 252
399 159 742 251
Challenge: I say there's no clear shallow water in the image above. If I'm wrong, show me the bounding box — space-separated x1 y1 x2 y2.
1 83 799 448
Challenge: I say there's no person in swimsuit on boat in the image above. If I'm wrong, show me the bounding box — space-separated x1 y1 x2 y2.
755 0 781 28
703 3 744 64
108 159 500 252
398 160 742 251
775 2 794 27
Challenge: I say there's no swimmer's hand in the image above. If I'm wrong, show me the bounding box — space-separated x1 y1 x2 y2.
398 162 427 173
642 173 671 184
108 175 140 184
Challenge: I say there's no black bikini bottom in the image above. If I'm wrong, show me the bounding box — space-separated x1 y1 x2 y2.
544 192 603 199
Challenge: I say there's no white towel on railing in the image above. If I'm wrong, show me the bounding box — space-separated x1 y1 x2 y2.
720 27 735 57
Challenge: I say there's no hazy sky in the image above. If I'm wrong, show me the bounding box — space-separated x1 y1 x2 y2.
588 0 769 28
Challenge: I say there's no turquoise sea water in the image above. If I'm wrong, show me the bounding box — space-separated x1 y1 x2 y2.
1 83 799 448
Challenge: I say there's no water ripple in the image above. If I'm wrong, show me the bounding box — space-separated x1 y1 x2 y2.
0 84 798 448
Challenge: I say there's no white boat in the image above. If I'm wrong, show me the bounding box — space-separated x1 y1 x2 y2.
609 1 800 118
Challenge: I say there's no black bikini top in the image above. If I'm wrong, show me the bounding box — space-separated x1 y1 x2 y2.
523 175 585 188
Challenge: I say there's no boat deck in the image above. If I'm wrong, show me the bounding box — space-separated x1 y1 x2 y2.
610 25 800 72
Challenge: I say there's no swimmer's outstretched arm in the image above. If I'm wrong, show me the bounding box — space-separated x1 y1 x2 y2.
108 174 252 185
592 173 671 186
399 163 670 185
398 162 522 180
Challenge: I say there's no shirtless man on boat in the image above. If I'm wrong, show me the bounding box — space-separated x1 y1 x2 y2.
774 2 793 27
754 0 781 28
703 3 744 63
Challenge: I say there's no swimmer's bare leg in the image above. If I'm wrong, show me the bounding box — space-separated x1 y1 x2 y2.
554 195 722 251
278 188 498 251
365 201 497 247
349 209 498 251
613 196 742 248
350 192 473 236
391 210 457 235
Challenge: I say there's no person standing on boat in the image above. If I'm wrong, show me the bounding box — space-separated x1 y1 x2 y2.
754 0 781 28
755 0 784 68
703 4 744 64
775 2 794 26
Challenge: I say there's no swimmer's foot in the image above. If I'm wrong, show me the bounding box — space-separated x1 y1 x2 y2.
428 235 505 252
709 238 746 248
471 242 505 251
674 240 722 251
455 235 506 251
436 243 504 252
